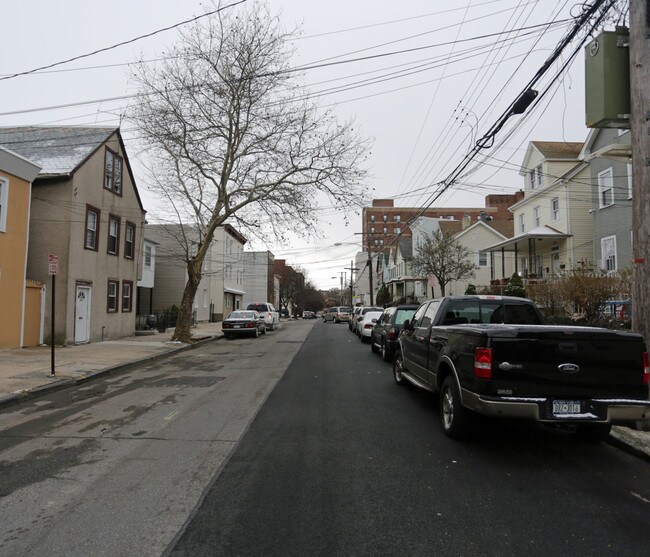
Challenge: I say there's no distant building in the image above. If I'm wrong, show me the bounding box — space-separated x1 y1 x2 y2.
242 250 277 308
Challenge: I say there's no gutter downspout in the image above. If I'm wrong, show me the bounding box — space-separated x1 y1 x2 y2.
20 181 33 348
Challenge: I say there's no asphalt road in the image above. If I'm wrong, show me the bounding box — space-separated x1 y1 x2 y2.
0 321 311 557
169 319 650 557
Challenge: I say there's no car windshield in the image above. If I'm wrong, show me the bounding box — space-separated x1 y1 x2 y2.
229 311 255 319
339 307 352 313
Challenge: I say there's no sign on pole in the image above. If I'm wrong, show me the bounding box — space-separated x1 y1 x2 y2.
48 254 59 275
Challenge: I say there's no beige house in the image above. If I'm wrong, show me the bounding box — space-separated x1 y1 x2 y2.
0 127 146 345
0 147 42 348
446 220 513 295
486 141 593 280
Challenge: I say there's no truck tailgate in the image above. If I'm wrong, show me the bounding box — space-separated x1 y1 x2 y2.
488 326 648 400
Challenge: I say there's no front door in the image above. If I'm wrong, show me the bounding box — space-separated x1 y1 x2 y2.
75 285 91 344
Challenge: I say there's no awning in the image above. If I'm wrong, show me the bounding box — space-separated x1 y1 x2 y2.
224 287 246 296
484 225 570 252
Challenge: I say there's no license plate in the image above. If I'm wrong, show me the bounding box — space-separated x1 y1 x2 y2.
552 400 581 415
234 325 241 329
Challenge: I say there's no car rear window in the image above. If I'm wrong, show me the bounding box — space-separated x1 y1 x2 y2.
394 309 417 325
247 304 268 313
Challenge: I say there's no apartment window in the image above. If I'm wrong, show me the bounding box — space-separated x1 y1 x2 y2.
85 205 100 250
394 227 401 234
551 198 559 221
0 177 8 232
370 215 375 223
107 280 118 312
533 206 540 227
601 236 617 272
104 148 123 195
380 239 384 245
383 227 388 235
107 215 120 255
627 163 633 199
394 215 401 223
383 215 387 223
144 245 152 268
124 222 135 259
598 168 614 208
374 239 379 246
370 226 375 234
518 213 525 233
122 280 133 312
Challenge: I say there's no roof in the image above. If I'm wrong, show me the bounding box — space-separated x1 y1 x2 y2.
397 237 412 259
530 141 584 159
483 225 570 252
0 126 116 176
438 220 463 236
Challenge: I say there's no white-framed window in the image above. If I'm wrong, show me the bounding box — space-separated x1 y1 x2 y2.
394 227 401 234
85 205 100 250
394 215 401 223
518 213 525 233
121 281 133 312
203 289 208 308
383 215 387 223
533 206 540 227
104 148 123 195
124 222 135 259
107 215 120 255
478 251 488 267
551 198 559 221
627 163 633 199
529 169 536 190
379 239 384 245
370 226 375 234
370 214 375 223
383 227 388 235
0 177 8 232
601 235 617 272
598 168 614 208
107 280 118 312
536 164 543 188
144 245 152 268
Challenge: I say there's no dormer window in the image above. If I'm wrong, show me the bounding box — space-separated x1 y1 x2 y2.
104 148 123 195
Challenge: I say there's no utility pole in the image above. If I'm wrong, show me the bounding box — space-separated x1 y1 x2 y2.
345 260 359 306
630 1 650 341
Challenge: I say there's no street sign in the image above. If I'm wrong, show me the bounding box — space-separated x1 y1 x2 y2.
48 254 58 275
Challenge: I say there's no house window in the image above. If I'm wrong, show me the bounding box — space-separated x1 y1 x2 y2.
551 198 559 221
203 288 208 308
104 148 123 195
144 245 152 268
394 227 401 234
627 163 633 199
122 280 133 312
518 213 525 233
529 169 536 190
0 177 8 232
107 215 120 255
107 280 118 312
124 222 135 259
478 251 488 266
394 215 401 223
533 206 540 227
598 168 614 208
85 205 100 250
601 236 617 272
536 164 543 188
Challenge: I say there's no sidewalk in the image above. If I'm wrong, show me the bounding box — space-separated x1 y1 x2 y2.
1 322 649 461
0 321 223 407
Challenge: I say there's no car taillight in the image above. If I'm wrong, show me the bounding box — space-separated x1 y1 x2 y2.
364 323 373 329
474 347 492 379
268 313 272 319
223 322 230 328
643 352 649 385
246 323 254 328
387 327 397 340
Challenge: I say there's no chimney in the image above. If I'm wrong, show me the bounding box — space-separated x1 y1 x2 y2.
462 215 472 229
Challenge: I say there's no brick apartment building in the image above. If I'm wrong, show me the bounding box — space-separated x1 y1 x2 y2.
361 193 524 251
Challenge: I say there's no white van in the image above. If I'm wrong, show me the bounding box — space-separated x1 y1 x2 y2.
245 302 280 330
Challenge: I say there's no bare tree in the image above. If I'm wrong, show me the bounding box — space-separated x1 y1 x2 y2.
128 1 370 342
410 229 475 297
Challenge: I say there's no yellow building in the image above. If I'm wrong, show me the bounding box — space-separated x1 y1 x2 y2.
0 147 41 348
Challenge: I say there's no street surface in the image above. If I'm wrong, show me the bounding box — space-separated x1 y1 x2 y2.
1 319 649 557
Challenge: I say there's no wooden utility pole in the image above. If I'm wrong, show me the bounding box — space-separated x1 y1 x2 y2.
630 1 650 341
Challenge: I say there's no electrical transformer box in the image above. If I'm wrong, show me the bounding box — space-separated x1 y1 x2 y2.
584 27 630 129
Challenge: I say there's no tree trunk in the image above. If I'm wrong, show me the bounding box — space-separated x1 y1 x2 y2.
172 261 201 343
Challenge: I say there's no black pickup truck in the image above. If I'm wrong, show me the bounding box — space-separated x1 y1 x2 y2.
394 295 650 440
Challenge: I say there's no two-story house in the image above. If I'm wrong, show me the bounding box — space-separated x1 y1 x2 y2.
0 147 42 348
579 128 633 274
0 127 146 344
486 141 593 280
208 225 247 321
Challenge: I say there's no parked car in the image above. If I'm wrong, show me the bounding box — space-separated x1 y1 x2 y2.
245 302 280 330
357 310 383 342
394 295 650 440
351 306 383 334
370 304 419 361
323 306 352 323
302 310 316 319
222 310 266 338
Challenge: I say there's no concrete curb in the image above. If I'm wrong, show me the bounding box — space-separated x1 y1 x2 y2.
0 334 221 411
607 426 650 462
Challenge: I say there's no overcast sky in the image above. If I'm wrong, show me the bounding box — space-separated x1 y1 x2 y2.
2 0 619 290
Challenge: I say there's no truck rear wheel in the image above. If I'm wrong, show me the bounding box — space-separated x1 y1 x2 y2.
440 376 472 439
